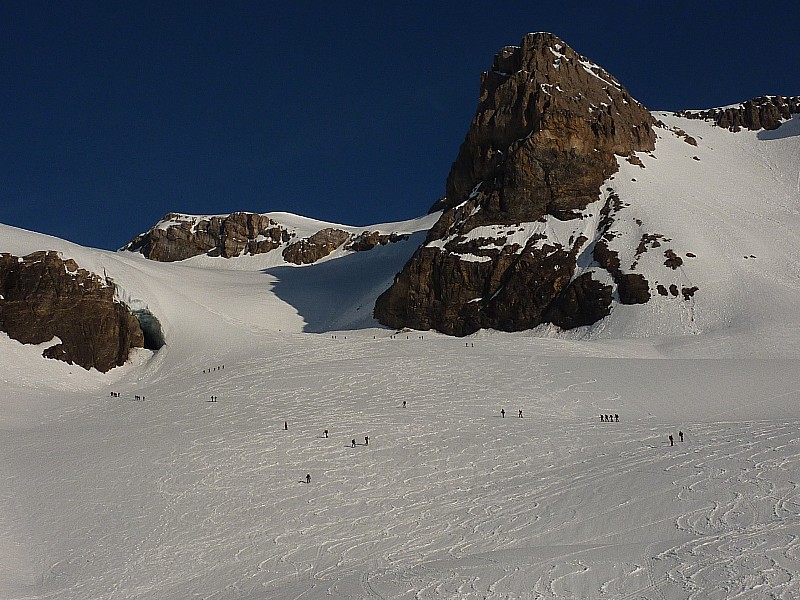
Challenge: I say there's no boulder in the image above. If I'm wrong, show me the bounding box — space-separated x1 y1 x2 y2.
282 228 351 265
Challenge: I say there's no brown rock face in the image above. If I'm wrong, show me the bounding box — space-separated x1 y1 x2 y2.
0 251 144 372
431 32 655 220
126 214 413 265
676 96 800 132
344 231 410 252
375 33 656 335
282 228 351 265
124 212 292 261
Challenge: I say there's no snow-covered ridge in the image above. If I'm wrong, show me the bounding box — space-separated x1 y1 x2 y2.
122 210 440 266
672 95 800 132
141 210 437 241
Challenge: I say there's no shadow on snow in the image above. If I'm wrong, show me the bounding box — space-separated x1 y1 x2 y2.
262 230 427 333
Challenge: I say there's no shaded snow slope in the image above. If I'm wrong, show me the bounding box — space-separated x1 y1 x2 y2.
0 213 438 387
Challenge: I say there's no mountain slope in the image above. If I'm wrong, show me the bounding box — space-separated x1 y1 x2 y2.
0 212 438 381
374 34 800 340
2 32 800 600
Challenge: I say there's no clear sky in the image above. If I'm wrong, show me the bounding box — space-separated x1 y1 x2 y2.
3 1 798 250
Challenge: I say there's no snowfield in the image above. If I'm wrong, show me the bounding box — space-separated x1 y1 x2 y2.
2 114 800 599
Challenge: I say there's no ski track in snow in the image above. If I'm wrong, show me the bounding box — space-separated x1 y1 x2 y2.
3 334 800 599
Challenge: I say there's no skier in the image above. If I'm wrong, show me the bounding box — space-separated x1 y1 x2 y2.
365 436 369 446
679 430 684 442
518 409 523 418
615 414 619 422
501 409 505 418
669 434 674 446
284 421 288 430
402 400 406 408
351 439 356 448
306 473 311 484
324 429 329 438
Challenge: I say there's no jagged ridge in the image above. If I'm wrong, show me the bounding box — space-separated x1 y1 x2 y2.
123 212 410 265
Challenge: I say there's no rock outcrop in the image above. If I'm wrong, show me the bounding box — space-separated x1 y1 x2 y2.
375 33 657 335
344 231 410 252
282 228 351 265
124 212 293 262
125 214 412 265
676 95 800 132
0 251 144 372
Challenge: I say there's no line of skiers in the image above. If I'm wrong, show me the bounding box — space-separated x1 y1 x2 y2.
499 409 525 418
110 391 145 400
600 414 620 422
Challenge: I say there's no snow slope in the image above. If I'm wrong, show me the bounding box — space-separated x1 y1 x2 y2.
2 114 800 599
601 113 800 354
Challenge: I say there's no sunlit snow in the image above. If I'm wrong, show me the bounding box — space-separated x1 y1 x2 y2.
2 114 800 599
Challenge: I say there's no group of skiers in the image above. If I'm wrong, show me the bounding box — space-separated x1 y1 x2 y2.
669 431 685 446
109 391 145 400
499 409 524 418
283 421 372 483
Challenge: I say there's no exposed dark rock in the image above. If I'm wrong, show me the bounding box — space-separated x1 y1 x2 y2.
593 240 621 278
126 214 412 265
682 286 699 300
677 95 800 132
617 273 651 305
657 284 668 296
0 251 144 372
671 128 698 146
375 238 583 336
542 273 613 329
282 228 351 265
626 154 645 167
593 240 650 305
124 212 292 261
635 233 665 257
345 231 410 252
664 249 683 269
431 33 655 220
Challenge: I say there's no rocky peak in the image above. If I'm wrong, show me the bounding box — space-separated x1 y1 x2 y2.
433 31 655 225
376 33 659 336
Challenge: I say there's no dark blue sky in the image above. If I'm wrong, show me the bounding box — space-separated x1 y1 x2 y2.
3 2 798 250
